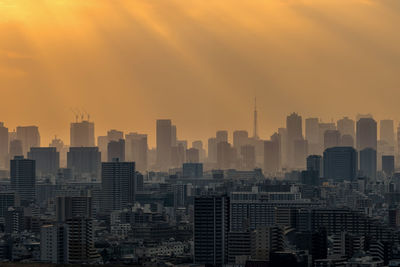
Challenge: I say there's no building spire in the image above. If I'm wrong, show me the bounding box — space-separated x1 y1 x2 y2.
253 97 259 139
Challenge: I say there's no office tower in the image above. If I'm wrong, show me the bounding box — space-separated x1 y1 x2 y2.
264 138 280 174
324 130 341 149
318 122 336 150
16 126 40 156
356 118 377 151
70 120 95 147
380 120 395 147
217 141 234 169
186 148 200 163
253 97 259 139
0 122 8 169
323 147 358 181
107 129 123 141
240 144 255 170
101 159 135 212
125 133 148 172
382 155 395 176
156 119 172 170
10 156 36 206
294 139 308 169
55 196 98 264
28 147 60 177
306 118 320 155
278 128 288 168
183 163 203 178
227 231 251 264
216 130 229 144
233 130 249 151
97 136 108 162
356 113 373 121
337 117 355 139
67 147 101 179
0 191 19 218
9 139 23 159
341 134 354 147
107 139 125 162
192 140 206 162
194 195 230 266
251 226 284 261
171 143 185 168
208 137 218 163
286 113 303 168
307 155 323 177
359 148 377 180
49 136 67 168
171 125 177 147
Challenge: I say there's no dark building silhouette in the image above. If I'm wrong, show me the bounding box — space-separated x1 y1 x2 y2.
186 148 200 163
16 126 40 156
9 139 23 161
294 139 308 169
359 148 377 180
241 144 255 170
125 132 148 172
107 139 125 162
194 195 230 266
323 147 357 181
28 147 59 177
307 155 322 177
324 130 341 149
341 134 354 147
101 159 136 212
217 141 235 169
208 137 218 163
10 156 36 206
0 122 8 169
286 113 303 168
382 155 395 176
67 147 101 179
264 138 280 174
183 163 203 178
337 117 355 140
356 118 377 151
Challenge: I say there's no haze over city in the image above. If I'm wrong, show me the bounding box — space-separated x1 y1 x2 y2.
2 0 400 146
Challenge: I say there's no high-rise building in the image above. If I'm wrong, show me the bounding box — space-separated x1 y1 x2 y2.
208 137 218 163
324 130 341 149
323 147 358 181
382 155 395 176
9 139 23 160
186 148 200 163
101 159 136 212
28 147 59 177
264 137 280 174
0 122 9 169
307 155 323 177
294 139 308 169
107 129 123 142
233 131 249 151
10 156 36 206
251 226 284 261
359 148 377 180
192 140 206 162
16 126 40 156
318 122 336 151
380 120 395 147
171 143 185 168
67 147 101 179
217 141 234 169
125 133 148 172
216 130 229 144
70 120 95 147
171 125 177 147
107 139 125 162
156 120 172 170
306 118 320 155
49 136 67 168
278 128 288 168
97 136 108 162
286 113 303 168
0 191 19 218
337 117 355 139
341 135 354 147
240 144 255 170
194 195 230 266
356 118 377 151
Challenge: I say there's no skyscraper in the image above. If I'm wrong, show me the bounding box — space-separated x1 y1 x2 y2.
186 148 200 163
356 118 377 151
337 117 355 139
107 139 125 162
323 147 358 181
307 155 323 177
192 140 206 162
101 159 136 212
194 195 230 266
233 130 249 151
67 147 101 179
28 147 60 177
125 133 148 172
10 156 36 206
264 136 280 174
382 155 395 176
286 113 303 168
16 126 40 156
305 118 320 155
156 119 172 170
359 148 377 180
324 130 341 149
217 141 234 169
0 122 8 169
208 137 218 163
240 144 255 170
216 130 229 144
107 129 124 142
294 138 308 169
380 120 394 147
9 139 23 160
70 120 95 147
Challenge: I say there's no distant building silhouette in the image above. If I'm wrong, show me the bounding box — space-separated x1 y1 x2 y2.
382 155 395 176
186 148 200 163
107 139 125 162
28 147 59 177
67 147 101 180
337 117 355 139
323 147 357 181
125 132 148 172
359 148 377 181
286 113 303 168
70 120 94 147
356 118 377 151
10 156 36 206
9 139 23 160
324 130 341 150
0 122 8 169
156 119 172 171
16 126 40 156
341 134 354 147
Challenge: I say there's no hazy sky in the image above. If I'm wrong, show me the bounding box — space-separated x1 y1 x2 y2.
1 0 400 147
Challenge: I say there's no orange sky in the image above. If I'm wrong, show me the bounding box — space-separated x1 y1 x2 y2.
1 0 400 147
